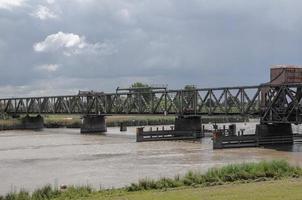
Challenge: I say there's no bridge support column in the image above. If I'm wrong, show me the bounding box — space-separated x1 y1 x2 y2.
256 123 293 145
21 115 44 130
174 116 202 138
81 115 107 134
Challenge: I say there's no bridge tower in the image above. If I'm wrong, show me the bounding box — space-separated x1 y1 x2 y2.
257 65 302 145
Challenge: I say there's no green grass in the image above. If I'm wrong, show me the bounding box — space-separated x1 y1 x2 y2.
0 119 21 126
0 115 176 129
0 119 22 130
89 179 302 200
125 160 302 191
4 179 302 200
0 185 93 200
106 115 175 127
43 115 82 128
1 160 302 200
43 115 175 128
0 114 248 130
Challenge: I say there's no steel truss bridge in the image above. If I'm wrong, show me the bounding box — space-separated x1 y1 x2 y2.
1 83 302 124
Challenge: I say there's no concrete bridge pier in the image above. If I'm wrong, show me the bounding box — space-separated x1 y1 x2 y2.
174 116 202 138
21 115 44 130
81 115 107 134
256 123 293 145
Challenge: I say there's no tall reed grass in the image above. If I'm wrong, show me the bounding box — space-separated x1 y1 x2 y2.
0 185 92 200
1 160 301 199
126 160 302 191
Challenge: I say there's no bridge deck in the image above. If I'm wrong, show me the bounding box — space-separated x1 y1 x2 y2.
1 83 302 124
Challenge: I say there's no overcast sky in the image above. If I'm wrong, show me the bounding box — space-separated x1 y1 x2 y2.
0 0 302 97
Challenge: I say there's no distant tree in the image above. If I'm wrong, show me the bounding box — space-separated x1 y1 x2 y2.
131 82 149 89
183 85 197 109
205 98 216 107
184 85 196 91
224 96 240 107
130 82 153 105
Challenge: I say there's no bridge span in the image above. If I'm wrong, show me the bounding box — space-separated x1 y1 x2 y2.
1 66 302 147
1 83 302 124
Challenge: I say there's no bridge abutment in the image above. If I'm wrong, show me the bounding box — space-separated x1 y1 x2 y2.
81 115 107 134
21 115 44 130
174 116 202 138
256 123 293 145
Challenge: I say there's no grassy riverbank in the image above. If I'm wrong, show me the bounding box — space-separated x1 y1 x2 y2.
87 179 302 200
0 118 22 130
2 160 302 200
43 115 176 128
0 115 248 130
0 115 176 130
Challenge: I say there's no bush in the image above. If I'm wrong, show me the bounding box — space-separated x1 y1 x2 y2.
57 186 93 199
31 185 59 200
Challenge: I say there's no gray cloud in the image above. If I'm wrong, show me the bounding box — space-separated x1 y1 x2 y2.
0 0 25 10
1 0 302 97
30 5 58 20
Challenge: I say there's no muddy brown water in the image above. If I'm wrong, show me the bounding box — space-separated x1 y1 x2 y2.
1 123 302 194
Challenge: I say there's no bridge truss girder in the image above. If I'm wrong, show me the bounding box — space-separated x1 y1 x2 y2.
1 84 302 124
260 85 302 124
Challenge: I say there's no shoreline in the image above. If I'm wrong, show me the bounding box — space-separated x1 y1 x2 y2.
0 115 248 131
1 160 301 199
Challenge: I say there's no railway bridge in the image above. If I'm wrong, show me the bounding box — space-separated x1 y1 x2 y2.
1 66 302 146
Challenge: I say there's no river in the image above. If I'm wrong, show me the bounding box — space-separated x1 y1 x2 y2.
1 123 302 194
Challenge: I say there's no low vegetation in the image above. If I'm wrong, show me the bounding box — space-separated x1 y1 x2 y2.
0 114 248 130
43 115 82 128
44 115 176 128
92 179 302 200
106 115 175 127
126 160 301 191
0 119 22 130
0 185 92 200
1 160 301 200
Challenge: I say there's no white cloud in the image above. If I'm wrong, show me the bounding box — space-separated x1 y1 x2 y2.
31 5 58 20
0 0 25 10
46 0 55 4
33 32 116 56
36 64 59 72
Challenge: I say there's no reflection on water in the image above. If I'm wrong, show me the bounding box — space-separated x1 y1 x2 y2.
0 123 302 194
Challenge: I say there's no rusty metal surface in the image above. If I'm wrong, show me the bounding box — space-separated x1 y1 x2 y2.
271 65 302 84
